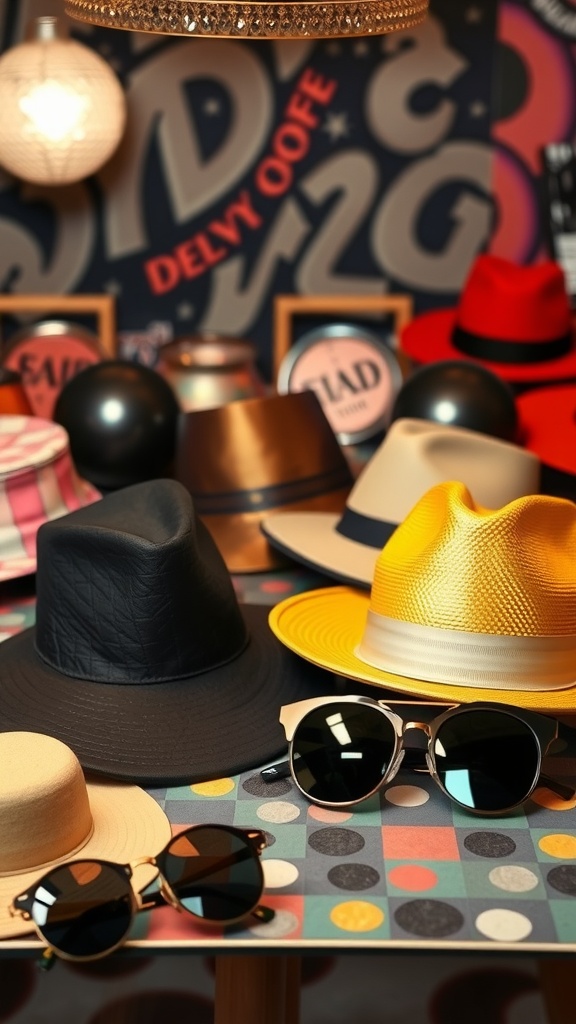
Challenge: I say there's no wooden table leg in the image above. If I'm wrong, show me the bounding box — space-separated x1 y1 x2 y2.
538 959 575 1024
214 954 302 1024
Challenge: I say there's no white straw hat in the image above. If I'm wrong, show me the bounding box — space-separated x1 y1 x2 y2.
0 732 172 938
261 418 541 588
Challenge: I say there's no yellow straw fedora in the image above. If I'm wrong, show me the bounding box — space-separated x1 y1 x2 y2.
0 732 172 939
269 481 576 712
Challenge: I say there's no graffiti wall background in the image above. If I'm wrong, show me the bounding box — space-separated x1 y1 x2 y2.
0 0 574 378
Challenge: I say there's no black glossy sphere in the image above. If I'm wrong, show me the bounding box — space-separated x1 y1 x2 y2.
54 360 180 490
390 360 518 442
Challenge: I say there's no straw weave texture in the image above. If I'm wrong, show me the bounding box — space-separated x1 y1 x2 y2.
371 482 576 636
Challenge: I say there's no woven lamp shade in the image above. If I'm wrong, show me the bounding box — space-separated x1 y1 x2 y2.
65 0 428 41
0 17 126 187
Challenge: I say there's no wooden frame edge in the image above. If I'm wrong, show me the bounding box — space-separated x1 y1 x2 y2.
0 294 117 357
273 293 413 382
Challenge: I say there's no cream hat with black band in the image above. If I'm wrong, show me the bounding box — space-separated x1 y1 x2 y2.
269 481 576 712
261 418 541 589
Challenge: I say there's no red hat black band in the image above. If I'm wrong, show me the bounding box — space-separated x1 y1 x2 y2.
453 325 572 364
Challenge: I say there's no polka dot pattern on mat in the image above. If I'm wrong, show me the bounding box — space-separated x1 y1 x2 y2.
463 832 517 858
190 778 234 796
488 866 539 893
256 801 301 823
384 785 430 807
547 864 576 895
249 909 300 938
262 859 300 888
388 865 438 892
330 900 384 932
538 833 576 858
308 828 365 857
327 863 380 891
242 773 293 798
308 805 353 824
475 908 533 942
394 899 464 938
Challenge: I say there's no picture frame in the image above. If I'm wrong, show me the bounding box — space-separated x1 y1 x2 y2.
0 294 116 356
273 293 413 381
0 294 116 419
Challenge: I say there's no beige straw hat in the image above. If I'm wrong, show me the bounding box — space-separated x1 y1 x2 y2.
261 418 541 589
0 732 172 939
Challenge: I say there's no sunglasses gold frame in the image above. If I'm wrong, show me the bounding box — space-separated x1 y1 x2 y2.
262 696 576 814
10 824 273 967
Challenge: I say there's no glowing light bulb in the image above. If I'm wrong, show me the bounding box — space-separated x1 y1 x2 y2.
19 80 90 144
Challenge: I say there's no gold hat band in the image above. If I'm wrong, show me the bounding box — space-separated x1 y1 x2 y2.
355 612 576 691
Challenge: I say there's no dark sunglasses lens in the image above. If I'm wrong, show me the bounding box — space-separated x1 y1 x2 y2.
434 710 540 812
161 826 262 923
291 702 397 804
30 861 133 959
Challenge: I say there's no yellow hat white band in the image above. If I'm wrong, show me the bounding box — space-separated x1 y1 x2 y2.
356 612 576 691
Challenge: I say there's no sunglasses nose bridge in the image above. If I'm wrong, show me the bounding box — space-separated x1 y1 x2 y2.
402 721 432 740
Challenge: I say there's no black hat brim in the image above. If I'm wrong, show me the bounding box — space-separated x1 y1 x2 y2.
0 605 333 785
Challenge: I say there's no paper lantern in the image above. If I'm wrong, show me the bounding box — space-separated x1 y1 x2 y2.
0 16 126 186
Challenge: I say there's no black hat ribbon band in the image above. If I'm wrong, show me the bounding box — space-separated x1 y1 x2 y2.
192 467 352 516
335 507 396 548
452 325 572 364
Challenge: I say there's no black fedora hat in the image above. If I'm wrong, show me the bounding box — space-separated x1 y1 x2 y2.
0 479 331 785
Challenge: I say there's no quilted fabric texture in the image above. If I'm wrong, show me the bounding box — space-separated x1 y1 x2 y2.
35 480 247 682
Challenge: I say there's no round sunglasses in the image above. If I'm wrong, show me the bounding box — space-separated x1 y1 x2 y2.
261 696 575 814
10 824 273 964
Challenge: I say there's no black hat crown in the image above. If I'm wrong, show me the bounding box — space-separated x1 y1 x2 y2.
35 479 248 684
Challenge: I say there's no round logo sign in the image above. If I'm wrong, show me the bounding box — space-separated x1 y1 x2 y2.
277 323 404 444
3 321 102 420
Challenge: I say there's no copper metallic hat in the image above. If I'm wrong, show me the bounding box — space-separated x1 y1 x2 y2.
175 390 354 573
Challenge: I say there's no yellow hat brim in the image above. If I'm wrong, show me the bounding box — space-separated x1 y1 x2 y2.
269 587 576 712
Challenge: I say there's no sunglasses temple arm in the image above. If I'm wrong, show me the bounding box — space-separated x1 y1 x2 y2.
252 904 275 923
260 760 291 783
539 773 576 801
139 888 167 911
37 948 57 971
539 719 576 801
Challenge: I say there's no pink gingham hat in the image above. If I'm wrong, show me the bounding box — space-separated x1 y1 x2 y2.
0 416 101 582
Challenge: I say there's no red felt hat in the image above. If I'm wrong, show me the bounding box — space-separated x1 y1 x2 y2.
400 255 576 384
517 383 576 475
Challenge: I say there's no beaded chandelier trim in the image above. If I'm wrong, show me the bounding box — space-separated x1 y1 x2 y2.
65 0 428 40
